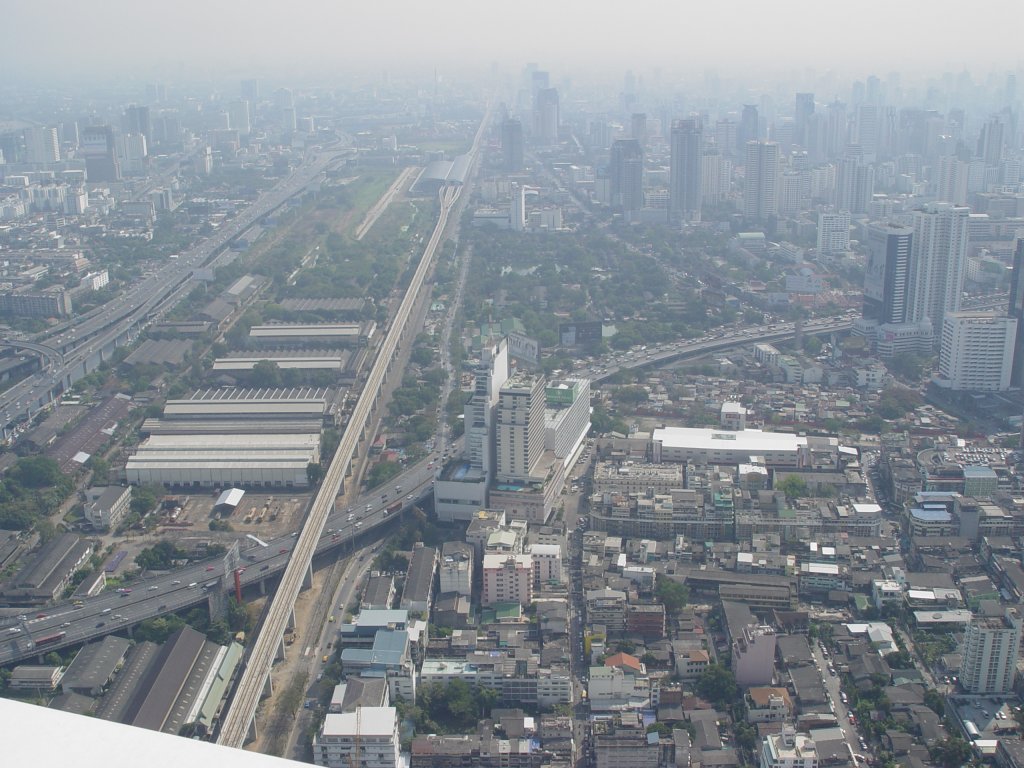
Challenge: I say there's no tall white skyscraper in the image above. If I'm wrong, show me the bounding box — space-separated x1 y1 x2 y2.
511 183 526 232
228 100 252 137
465 338 510 481
935 155 968 205
743 140 779 220
907 202 969 334
960 608 1022 694
935 312 1017 392
495 373 545 484
23 126 59 164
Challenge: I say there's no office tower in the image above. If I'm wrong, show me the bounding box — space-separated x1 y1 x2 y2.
240 79 260 103
117 133 148 175
195 145 213 175
907 202 969 332
863 223 913 325
794 93 814 147
715 119 737 158
935 312 1017 392
495 373 545 483
80 125 120 181
816 211 851 255
979 117 1005 166
533 88 559 145
501 118 524 171
701 149 730 203
123 105 151 145
511 183 526 232
856 104 879 162
742 140 779 220
228 100 252 137
631 113 647 145
960 608 1022 694
1009 240 1024 388
669 119 703 223
465 338 510 482
835 149 874 214
738 104 759 148
609 138 644 215
23 126 59 164
587 120 612 153
825 100 848 159
777 171 802 218
275 88 296 132
936 155 968 204
530 70 549 104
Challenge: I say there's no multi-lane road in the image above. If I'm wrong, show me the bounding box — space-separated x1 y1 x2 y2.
0 146 353 432
0 456 438 666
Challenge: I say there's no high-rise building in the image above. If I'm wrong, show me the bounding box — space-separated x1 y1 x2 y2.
935 155 968 205
501 118 524 172
466 338 510 481
863 223 913 325
510 183 526 232
715 119 737 157
669 119 703 223
495 373 546 484
816 211 851 255
240 79 260 103
609 138 644 215
907 202 969 333
835 147 874 214
743 140 779 220
979 116 1005 166
533 88 559 145
825 100 848 159
313 707 400 768
794 93 814 147
23 126 59 165
935 312 1017 392
855 104 879 162
960 608 1022 694
701 150 731 203
1008 240 1024 387
80 125 120 181
228 100 252 137
123 105 151 145
631 113 647 146
739 104 759 148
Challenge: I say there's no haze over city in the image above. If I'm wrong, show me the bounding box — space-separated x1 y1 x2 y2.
3 0 1024 83
3 3 1024 768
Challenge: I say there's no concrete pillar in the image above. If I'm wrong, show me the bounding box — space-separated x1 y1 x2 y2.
302 563 313 590
276 636 287 661
258 578 266 596
246 715 258 744
262 672 273 698
286 607 297 631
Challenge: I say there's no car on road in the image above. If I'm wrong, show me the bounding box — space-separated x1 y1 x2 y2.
206 566 215 571
279 548 289 554
148 585 159 591
7 627 20 634
96 622 105 628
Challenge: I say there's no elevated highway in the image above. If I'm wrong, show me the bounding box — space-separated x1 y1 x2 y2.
216 112 490 747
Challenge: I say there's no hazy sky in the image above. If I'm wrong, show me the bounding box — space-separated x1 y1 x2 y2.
3 0 1023 85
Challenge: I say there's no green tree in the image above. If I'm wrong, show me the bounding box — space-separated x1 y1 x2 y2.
776 475 809 500
928 737 972 768
655 578 689 615
923 688 946 715
696 664 739 709
250 359 282 388
131 484 163 517
11 456 66 488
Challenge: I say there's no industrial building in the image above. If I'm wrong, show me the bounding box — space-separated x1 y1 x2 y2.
248 322 375 348
651 427 838 469
127 388 327 488
2 533 93 604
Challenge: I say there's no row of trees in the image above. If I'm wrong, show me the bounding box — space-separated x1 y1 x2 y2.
0 456 74 531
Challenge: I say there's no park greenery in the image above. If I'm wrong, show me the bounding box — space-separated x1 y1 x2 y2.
0 456 74 530
401 680 498 734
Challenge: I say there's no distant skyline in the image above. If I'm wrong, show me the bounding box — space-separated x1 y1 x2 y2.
3 0 1023 86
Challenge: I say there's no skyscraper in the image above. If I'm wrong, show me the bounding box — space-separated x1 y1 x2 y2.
609 138 644 215
495 373 546 484
835 148 874 214
533 88 559 145
123 105 151 145
817 211 852 255
863 223 913 325
742 140 779 221
23 126 59 165
979 116 1005 166
228 100 252 137
80 125 121 182
631 113 647 146
738 104 759 148
794 93 814 147
1008 239 1024 388
501 118 524 172
960 608 1022 694
240 79 260 103
669 119 703 223
465 339 510 481
907 202 969 333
